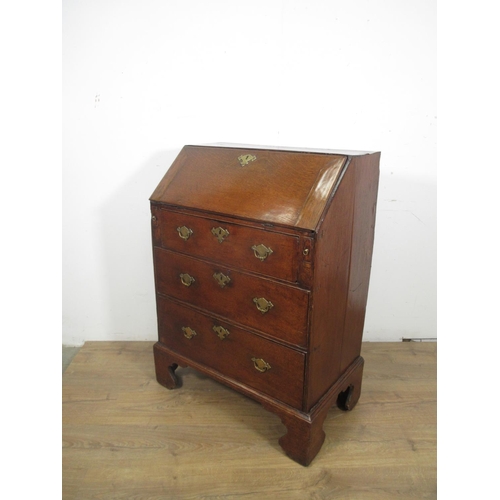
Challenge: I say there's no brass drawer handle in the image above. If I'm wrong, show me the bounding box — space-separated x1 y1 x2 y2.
213 325 230 340
177 226 193 241
251 357 271 372
251 244 273 261
211 226 229 243
253 297 274 314
213 272 231 288
180 273 195 287
182 326 197 339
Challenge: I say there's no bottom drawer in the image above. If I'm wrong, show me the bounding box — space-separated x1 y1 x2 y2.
156 296 305 409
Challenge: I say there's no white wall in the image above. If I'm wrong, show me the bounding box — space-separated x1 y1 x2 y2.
62 0 436 345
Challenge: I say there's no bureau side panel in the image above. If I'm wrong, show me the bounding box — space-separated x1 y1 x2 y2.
305 162 357 411
340 153 380 372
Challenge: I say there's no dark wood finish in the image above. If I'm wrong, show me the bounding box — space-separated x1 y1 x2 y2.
272 357 364 466
153 208 301 283
150 144 380 466
153 344 183 389
150 145 346 230
339 153 381 372
304 160 356 409
304 154 380 410
153 247 310 347
156 296 305 408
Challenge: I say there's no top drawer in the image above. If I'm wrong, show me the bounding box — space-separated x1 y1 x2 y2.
151 207 300 283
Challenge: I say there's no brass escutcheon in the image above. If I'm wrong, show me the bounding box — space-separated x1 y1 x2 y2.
251 243 273 261
177 226 193 241
211 226 229 243
213 272 231 288
213 325 230 340
238 154 257 166
180 273 195 287
251 357 271 372
182 326 197 339
253 297 274 314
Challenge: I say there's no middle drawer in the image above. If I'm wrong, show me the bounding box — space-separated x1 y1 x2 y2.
153 247 309 348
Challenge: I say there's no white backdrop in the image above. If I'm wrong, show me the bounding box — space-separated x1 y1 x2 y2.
62 0 436 345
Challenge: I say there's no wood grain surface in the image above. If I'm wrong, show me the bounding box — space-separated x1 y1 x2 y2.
150 145 346 230
152 207 301 283
156 296 306 408
62 341 436 499
154 247 310 347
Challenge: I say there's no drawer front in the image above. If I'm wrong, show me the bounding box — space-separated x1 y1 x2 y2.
153 247 309 347
154 208 300 283
157 296 305 408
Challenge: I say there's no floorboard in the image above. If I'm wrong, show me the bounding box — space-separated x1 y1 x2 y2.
62 341 436 499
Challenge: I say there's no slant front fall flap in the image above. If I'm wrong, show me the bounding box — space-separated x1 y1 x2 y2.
149 145 347 231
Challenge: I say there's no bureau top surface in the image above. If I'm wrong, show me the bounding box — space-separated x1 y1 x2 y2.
150 145 353 231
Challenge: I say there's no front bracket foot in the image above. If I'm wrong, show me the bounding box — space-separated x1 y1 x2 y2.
153 342 182 389
277 409 329 466
262 356 365 466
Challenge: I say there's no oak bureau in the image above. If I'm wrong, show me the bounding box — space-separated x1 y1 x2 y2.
150 144 380 465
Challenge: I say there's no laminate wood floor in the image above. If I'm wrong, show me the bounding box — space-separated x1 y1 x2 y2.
62 341 436 499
